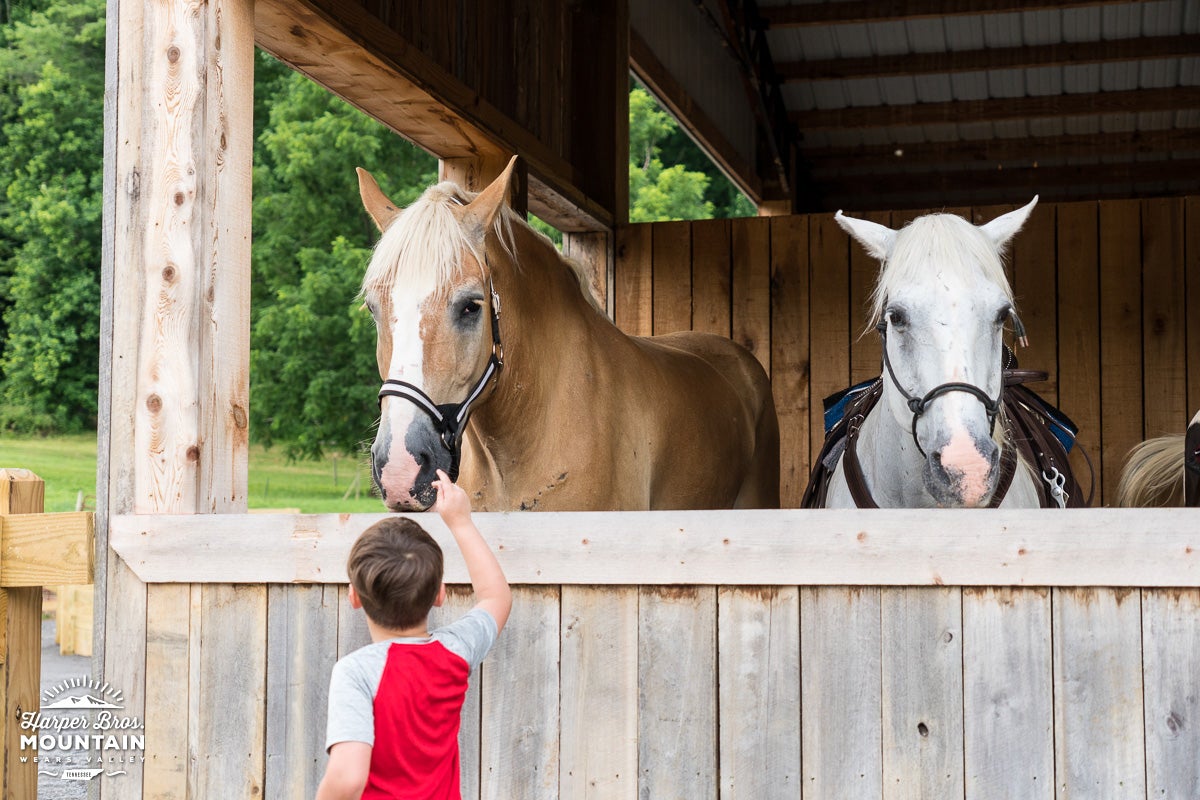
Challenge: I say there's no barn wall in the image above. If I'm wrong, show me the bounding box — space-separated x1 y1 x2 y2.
259 582 1200 799
614 197 1200 507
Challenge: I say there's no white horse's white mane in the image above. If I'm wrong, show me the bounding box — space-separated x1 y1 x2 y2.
869 213 1015 326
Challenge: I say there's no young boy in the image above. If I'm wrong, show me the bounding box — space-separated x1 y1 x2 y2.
317 469 512 800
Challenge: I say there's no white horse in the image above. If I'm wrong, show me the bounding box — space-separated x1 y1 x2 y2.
824 199 1045 508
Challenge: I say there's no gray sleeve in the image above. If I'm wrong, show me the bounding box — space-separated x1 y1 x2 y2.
325 647 386 751
432 608 499 671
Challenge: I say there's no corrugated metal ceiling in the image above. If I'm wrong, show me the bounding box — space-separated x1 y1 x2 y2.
752 0 1200 211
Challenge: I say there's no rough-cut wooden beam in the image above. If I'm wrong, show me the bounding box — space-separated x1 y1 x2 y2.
778 34 1200 81
815 158 1200 200
762 0 1132 27
792 87 1200 130
110 509 1200 587
102 1 261 797
803 127 1200 171
255 0 612 231
630 29 764 203
0 512 94 587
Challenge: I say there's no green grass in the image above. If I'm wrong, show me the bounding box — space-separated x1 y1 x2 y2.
1 434 384 513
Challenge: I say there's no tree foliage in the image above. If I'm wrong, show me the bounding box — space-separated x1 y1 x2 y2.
249 62 437 458
0 3 754 451
0 0 104 432
628 85 755 222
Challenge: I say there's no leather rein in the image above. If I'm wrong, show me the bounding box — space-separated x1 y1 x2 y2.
839 381 1019 509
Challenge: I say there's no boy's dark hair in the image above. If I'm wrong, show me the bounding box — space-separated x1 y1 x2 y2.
347 517 444 630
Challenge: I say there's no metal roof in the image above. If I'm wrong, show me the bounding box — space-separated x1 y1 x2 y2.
752 0 1200 211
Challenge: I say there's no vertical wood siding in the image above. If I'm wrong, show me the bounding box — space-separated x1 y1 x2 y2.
259 584 1200 799
612 198 1200 507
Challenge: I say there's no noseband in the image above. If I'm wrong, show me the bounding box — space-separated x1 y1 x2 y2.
876 320 1002 459
377 280 503 482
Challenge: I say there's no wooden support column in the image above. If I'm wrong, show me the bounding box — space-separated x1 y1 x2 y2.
100 0 256 798
757 199 793 217
563 231 615 317
439 154 528 216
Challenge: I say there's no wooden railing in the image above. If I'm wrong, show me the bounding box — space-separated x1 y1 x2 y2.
0 469 94 799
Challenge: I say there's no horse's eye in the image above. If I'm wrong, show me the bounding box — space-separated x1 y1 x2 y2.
996 306 1013 326
459 300 482 318
887 308 908 329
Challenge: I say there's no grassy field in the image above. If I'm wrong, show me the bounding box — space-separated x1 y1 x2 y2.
2 433 384 513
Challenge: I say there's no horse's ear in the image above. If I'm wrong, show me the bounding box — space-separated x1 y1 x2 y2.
464 155 521 230
979 196 1038 250
835 210 896 262
357 167 402 232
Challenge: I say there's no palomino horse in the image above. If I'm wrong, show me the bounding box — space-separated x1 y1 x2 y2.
1116 409 1200 507
357 157 779 512
811 199 1062 509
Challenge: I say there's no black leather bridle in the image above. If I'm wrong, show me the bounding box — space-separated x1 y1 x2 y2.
1186 418 1199 508
377 280 503 481
876 318 1008 459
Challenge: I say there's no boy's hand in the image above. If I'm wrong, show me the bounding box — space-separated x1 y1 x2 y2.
432 469 472 527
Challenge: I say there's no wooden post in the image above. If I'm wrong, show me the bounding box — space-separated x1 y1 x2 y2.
757 198 793 216
439 154 527 216
562 230 614 315
100 0 257 797
0 469 45 800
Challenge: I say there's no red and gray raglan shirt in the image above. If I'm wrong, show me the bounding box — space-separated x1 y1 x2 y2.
324 608 498 800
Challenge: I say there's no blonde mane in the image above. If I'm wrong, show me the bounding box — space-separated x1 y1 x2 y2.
360 181 601 311
869 213 1015 327
1117 434 1185 507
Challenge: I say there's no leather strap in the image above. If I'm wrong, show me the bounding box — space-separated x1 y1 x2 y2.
1185 419 1199 508
841 401 1018 509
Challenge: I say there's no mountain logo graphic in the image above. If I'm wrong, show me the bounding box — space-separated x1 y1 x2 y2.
40 677 124 711
42 694 122 710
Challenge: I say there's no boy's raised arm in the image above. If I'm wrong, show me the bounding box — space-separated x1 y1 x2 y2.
432 470 513 633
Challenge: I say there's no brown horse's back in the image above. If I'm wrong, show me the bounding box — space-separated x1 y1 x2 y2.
629 331 780 509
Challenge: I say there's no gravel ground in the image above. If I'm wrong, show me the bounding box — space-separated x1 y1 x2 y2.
37 619 91 800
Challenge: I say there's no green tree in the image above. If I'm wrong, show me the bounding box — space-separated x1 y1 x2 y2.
0 0 104 432
250 64 437 458
628 87 714 223
628 85 755 222
251 237 381 458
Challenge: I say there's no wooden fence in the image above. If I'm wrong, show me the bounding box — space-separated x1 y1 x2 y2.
613 197 1200 507
103 508 1200 799
0 470 94 799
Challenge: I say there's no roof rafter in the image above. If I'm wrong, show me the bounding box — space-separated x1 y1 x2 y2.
792 87 1200 130
777 34 1200 82
802 127 1200 171
815 157 1200 201
762 0 1133 27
